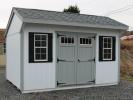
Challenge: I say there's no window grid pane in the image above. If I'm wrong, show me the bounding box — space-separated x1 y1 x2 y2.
61 36 74 44
34 34 48 61
103 37 112 60
80 38 92 45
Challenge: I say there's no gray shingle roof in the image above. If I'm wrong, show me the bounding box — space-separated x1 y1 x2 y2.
14 7 128 29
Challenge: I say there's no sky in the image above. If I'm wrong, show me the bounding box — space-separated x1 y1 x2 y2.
0 0 133 30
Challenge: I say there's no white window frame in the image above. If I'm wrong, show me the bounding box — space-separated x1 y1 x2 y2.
79 37 92 46
60 36 75 45
34 34 48 61
103 37 112 60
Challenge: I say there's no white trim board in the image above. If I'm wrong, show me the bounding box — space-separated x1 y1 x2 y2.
22 82 118 93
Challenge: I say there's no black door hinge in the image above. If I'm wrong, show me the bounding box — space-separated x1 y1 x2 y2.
57 58 66 63
57 81 66 85
88 79 95 83
88 36 96 40
93 58 95 62
57 34 66 38
93 36 96 40
87 58 95 62
91 36 96 40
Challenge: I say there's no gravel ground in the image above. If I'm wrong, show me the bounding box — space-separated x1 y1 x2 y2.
0 69 133 100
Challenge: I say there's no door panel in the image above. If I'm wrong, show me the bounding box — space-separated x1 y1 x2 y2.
57 33 76 85
77 35 95 84
77 62 93 84
58 61 75 85
60 46 75 61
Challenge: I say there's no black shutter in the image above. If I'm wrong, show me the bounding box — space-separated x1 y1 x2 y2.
48 33 53 62
29 32 34 63
99 36 103 61
29 32 53 63
112 36 116 61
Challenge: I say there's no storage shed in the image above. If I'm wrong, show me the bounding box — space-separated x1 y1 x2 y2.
6 7 128 93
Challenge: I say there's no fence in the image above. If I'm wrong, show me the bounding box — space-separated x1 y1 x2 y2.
0 55 5 67
0 43 5 68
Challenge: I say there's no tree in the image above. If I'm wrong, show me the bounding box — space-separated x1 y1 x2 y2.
63 5 80 13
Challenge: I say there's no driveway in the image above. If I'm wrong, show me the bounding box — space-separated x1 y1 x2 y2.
0 69 133 100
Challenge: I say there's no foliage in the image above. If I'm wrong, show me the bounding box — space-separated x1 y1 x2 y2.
63 5 80 13
121 39 133 82
0 44 4 55
0 29 5 55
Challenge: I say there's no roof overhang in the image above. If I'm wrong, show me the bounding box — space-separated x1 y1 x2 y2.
23 18 128 31
5 8 129 38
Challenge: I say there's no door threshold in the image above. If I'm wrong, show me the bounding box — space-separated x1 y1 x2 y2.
57 82 95 87
76 82 95 86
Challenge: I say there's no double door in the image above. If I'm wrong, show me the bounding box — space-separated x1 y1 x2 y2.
57 33 95 86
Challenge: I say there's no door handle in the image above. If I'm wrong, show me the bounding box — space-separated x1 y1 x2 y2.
78 59 80 62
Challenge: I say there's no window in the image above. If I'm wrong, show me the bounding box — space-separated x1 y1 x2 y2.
29 32 53 63
61 36 74 44
80 38 92 45
34 34 48 61
103 37 112 60
99 36 116 61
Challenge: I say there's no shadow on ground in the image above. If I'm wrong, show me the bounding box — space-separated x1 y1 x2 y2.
0 69 133 100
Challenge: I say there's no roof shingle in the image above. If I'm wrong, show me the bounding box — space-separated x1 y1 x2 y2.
14 7 128 28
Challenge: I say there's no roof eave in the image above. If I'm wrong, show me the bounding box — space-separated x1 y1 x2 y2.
23 18 128 31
